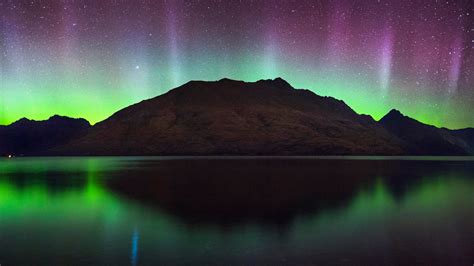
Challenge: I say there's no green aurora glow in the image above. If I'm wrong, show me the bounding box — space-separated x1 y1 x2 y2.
1 1 473 129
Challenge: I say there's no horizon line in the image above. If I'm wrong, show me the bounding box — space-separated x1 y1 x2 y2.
1 78 472 130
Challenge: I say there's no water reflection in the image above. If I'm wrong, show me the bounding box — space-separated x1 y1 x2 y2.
0 157 472 265
108 158 474 225
130 228 139 266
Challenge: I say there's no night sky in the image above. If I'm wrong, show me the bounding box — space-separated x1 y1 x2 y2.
1 0 473 128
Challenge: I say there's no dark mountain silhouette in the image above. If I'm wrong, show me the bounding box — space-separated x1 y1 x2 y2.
379 109 471 155
2 78 473 156
51 78 403 155
0 115 90 156
450 128 474 154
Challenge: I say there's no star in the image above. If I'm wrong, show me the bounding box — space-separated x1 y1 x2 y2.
0 0 472 129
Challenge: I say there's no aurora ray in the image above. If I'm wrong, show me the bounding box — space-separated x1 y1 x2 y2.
0 0 473 129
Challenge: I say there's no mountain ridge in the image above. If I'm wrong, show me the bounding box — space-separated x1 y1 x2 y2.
0 115 90 156
51 78 403 155
1 78 473 156
379 108 472 155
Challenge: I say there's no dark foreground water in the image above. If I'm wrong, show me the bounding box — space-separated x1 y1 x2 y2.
0 157 473 265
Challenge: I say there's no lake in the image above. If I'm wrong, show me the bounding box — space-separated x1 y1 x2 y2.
0 157 473 265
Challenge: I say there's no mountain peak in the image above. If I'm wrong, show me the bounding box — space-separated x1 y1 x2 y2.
216 77 292 88
256 77 293 89
218 77 240 82
49 114 69 120
272 77 292 87
174 78 295 96
379 108 470 155
48 115 90 125
180 78 244 88
380 109 407 122
10 117 31 126
387 109 403 116
17 117 31 122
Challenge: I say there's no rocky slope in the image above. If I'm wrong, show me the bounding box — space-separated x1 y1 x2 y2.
53 78 403 155
379 109 471 155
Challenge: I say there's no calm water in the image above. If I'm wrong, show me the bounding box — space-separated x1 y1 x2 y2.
0 157 473 265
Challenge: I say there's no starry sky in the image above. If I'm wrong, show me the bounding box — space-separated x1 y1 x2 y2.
1 0 473 129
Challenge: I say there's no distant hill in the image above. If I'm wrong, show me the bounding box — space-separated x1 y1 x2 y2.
379 109 472 155
0 115 90 156
2 78 473 156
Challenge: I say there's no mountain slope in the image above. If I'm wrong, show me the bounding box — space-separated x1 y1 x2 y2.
54 78 403 155
449 128 474 154
379 109 469 155
0 115 91 156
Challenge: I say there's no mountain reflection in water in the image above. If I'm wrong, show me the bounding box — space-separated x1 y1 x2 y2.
0 157 473 265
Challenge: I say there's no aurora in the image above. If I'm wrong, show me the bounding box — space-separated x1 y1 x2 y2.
1 0 473 129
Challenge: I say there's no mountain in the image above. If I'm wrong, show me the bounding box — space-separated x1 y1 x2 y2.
379 109 472 155
4 78 473 156
52 78 403 155
449 128 474 154
0 115 91 156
